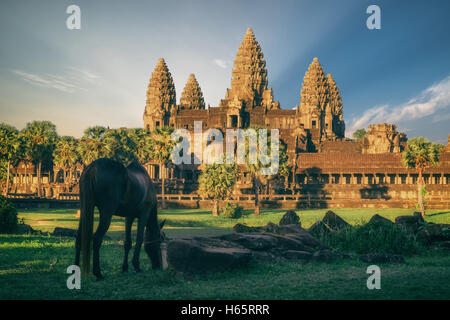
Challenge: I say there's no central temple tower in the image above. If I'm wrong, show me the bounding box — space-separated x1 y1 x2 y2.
219 28 279 128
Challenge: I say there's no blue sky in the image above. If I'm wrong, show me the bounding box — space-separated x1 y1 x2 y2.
0 0 449 143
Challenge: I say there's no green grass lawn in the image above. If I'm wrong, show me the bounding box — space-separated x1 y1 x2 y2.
0 207 449 299
15 207 450 239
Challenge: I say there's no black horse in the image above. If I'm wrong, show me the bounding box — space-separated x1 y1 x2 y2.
75 158 164 279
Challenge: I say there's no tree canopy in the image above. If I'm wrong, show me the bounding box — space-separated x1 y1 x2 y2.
352 128 367 141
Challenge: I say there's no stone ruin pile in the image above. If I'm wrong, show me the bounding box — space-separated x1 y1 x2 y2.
166 210 450 274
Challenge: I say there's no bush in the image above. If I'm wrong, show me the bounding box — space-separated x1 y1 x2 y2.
221 203 243 219
0 195 18 233
320 220 423 255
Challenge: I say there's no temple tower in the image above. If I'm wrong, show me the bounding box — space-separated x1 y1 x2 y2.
325 73 345 139
299 58 346 145
143 58 176 131
179 74 206 110
299 57 328 132
221 28 279 128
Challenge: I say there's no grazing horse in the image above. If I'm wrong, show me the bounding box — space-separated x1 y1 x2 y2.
74 158 164 279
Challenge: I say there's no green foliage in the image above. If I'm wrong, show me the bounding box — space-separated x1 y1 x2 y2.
53 136 79 169
220 203 243 219
148 127 176 165
352 128 366 141
19 121 58 164
77 126 108 165
0 159 9 185
0 195 18 233
320 221 423 255
243 127 288 179
0 123 19 162
198 161 239 201
130 128 153 163
401 137 443 171
103 128 139 164
0 123 20 189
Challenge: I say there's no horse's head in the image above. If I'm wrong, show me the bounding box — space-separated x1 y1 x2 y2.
144 219 167 270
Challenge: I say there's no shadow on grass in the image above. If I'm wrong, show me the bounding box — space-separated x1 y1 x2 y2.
426 211 450 217
159 210 212 215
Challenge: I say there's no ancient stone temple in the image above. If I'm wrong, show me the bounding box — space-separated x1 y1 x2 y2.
139 28 450 209
143 28 346 153
6 28 448 210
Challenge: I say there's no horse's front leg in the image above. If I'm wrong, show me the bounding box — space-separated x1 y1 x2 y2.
132 218 145 273
122 216 134 272
93 211 112 280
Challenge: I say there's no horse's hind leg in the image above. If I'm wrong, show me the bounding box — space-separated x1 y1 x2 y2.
132 217 145 273
122 216 134 272
92 210 113 280
74 218 82 266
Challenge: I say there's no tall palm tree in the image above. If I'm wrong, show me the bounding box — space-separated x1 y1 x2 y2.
20 121 58 197
402 137 443 217
0 123 19 195
243 127 289 215
17 133 32 193
129 128 153 167
77 126 108 167
148 127 175 209
53 136 79 184
103 128 138 165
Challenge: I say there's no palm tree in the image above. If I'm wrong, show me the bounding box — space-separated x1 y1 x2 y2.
77 126 108 167
0 123 19 195
129 128 153 168
20 121 58 197
402 137 443 217
243 127 289 215
103 128 138 165
148 127 176 209
53 136 79 184
17 132 32 193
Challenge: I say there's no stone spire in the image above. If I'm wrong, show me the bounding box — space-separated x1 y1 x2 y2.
143 58 176 131
326 73 343 116
300 57 328 112
179 74 206 110
145 58 176 115
224 28 278 110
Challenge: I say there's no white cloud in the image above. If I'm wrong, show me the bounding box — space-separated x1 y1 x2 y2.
213 59 229 69
347 75 450 137
66 66 100 83
11 67 101 93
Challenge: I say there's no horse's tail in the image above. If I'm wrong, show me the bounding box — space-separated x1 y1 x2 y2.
80 166 95 276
